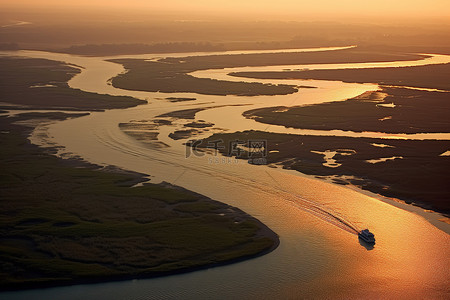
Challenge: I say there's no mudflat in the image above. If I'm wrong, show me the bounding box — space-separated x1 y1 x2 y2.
196 130 450 215
0 57 278 291
110 48 424 96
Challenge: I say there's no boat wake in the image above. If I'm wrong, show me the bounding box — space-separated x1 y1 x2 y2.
93 127 362 236
288 194 360 235
262 171 360 234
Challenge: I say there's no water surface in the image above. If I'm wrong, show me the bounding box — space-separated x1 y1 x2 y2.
1 47 449 299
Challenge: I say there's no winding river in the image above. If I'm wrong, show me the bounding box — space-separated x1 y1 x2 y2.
1 47 449 299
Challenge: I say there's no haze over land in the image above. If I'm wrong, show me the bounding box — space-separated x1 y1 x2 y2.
3 0 450 19
0 0 449 298
1 0 449 52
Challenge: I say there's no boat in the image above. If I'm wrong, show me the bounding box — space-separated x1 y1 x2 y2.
358 229 375 243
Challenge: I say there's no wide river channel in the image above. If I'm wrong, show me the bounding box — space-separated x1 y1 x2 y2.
1 46 449 299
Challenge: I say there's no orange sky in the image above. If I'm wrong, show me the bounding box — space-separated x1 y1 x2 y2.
2 0 450 20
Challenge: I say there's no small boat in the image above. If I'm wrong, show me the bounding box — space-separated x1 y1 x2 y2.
358 229 375 243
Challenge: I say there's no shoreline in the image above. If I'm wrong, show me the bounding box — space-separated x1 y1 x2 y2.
194 131 449 220
1 177 279 293
0 47 445 298
272 165 450 234
16 50 448 229
1 242 280 292
0 114 280 292
0 55 281 292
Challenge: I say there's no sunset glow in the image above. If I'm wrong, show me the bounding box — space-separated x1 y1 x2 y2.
2 0 450 20
0 0 449 298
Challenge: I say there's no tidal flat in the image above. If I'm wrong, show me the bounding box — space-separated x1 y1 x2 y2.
243 87 450 134
0 58 145 111
231 62 450 91
0 57 278 291
110 48 423 96
197 130 450 215
214 61 450 214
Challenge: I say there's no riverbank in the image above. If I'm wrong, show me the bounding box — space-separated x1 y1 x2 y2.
230 62 450 91
1 47 448 299
0 115 278 291
219 63 450 216
109 48 424 96
243 87 450 134
195 130 450 216
0 56 279 291
0 58 145 111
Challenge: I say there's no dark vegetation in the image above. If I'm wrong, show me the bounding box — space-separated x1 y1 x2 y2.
197 131 450 214
156 105 249 120
244 88 450 133
169 129 199 140
0 58 145 111
159 48 423 70
0 117 276 290
118 121 159 142
164 97 197 102
0 57 278 290
184 121 214 128
231 63 450 91
226 57 450 215
118 119 213 143
157 108 208 120
110 59 297 96
110 48 423 96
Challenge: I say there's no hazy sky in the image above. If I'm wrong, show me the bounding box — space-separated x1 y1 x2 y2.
2 0 450 20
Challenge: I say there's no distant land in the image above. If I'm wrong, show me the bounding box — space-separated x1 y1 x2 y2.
231 62 450 91
110 48 423 96
243 87 450 133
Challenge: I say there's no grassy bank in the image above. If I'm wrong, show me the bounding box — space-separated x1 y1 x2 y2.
230 62 450 91
0 114 278 291
196 130 450 215
243 87 450 134
0 56 278 291
0 57 145 111
110 48 423 96
224 58 450 214
110 59 297 96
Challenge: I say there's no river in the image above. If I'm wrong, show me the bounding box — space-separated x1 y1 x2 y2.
1 47 449 299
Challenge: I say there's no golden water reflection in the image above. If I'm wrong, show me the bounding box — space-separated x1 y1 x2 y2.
1 47 448 298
